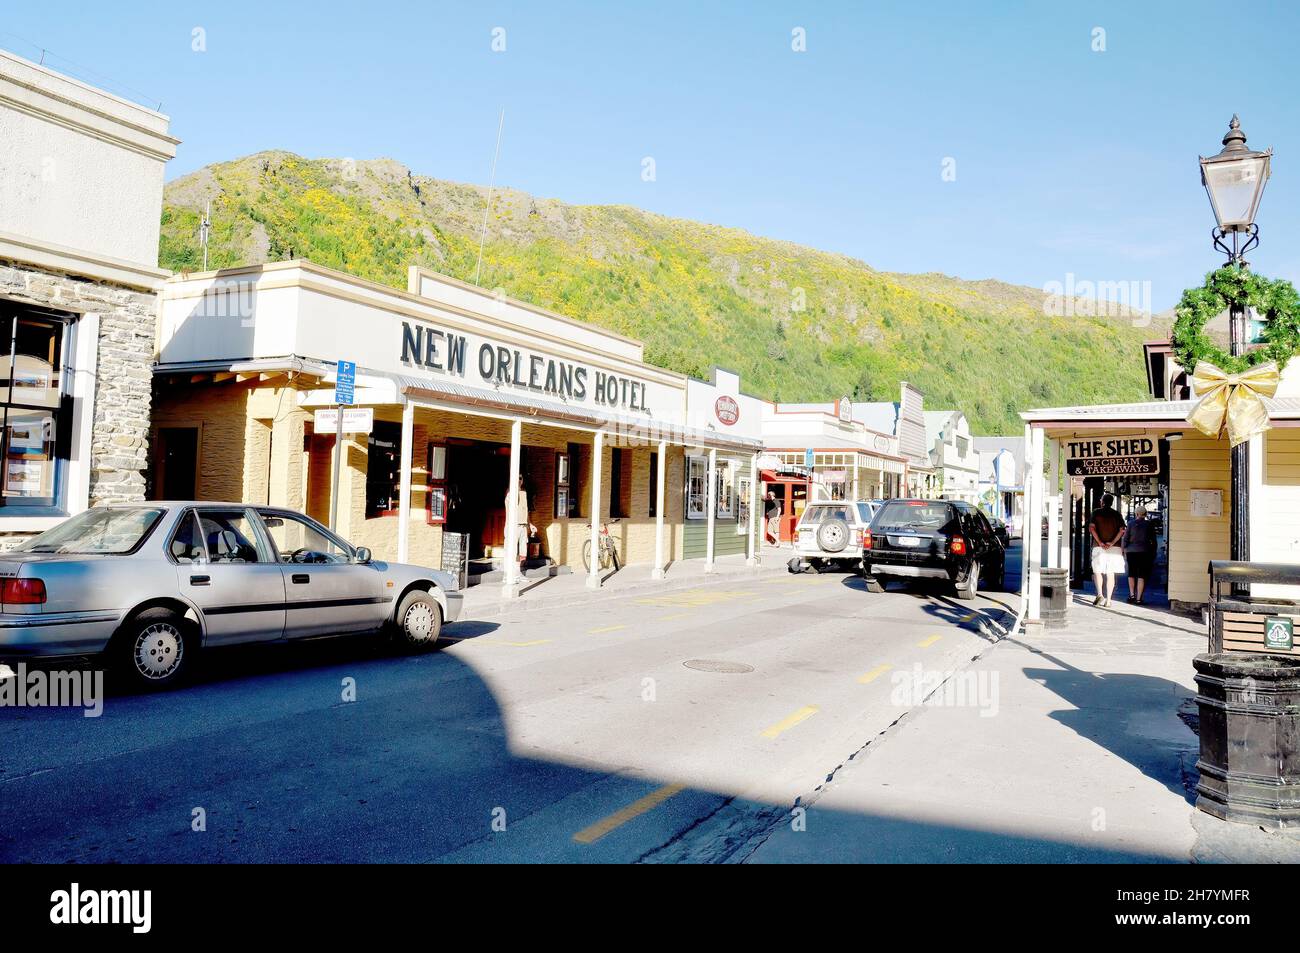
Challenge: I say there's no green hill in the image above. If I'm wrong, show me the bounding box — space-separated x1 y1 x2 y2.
160 151 1157 434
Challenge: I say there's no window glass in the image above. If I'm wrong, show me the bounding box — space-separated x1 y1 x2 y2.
0 306 68 509
18 506 163 554
715 462 734 519
799 506 825 526
365 421 401 518
686 455 707 519
873 501 956 531
196 510 266 563
260 511 350 564
857 503 875 524
3 408 57 502
170 510 205 563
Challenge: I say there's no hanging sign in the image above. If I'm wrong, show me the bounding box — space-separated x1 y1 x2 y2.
314 408 375 434
1064 435 1160 477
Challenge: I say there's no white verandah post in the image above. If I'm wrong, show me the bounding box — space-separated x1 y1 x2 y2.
704 447 717 573
652 439 667 579
503 418 522 598
1046 437 1060 569
587 429 604 589
1026 425 1045 623
397 400 415 563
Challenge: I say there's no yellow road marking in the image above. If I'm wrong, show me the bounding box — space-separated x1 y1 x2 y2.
572 784 685 844
660 612 693 622
961 612 979 623
917 635 943 648
634 589 756 608
857 664 893 684
760 705 819 739
588 624 627 635
442 636 552 647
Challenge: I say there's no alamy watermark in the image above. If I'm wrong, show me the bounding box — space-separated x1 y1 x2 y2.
890 663 999 717
0 663 103 717
1042 273 1151 326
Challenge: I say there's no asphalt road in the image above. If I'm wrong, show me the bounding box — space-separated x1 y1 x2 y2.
0 547 1020 863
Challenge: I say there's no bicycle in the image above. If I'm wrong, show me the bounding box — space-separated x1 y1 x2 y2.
582 520 621 572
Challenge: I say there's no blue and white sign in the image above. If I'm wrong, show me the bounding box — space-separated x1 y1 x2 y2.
804 448 814 468
334 360 356 406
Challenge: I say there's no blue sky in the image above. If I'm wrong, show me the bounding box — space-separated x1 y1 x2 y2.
5 0 1300 309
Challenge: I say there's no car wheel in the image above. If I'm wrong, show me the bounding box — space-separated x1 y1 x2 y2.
957 560 979 601
394 590 442 650
863 574 886 593
816 519 850 554
114 607 196 691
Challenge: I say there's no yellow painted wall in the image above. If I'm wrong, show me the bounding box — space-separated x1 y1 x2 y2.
1168 432 1230 605
1253 429 1300 600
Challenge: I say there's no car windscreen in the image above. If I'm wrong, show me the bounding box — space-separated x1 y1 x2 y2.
16 507 165 554
857 503 874 523
873 501 956 532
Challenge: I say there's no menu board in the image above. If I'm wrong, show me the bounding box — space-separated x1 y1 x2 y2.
440 531 470 590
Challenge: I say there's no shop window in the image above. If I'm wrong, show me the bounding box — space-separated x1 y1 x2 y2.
0 305 70 510
685 455 708 519
365 420 402 518
609 448 630 518
648 452 658 517
736 475 751 535
426 443 447 524
554 450 571 518
715 461 735 520
566 442 582 517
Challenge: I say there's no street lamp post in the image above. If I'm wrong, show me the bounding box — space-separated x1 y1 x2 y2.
1200 115 1272 563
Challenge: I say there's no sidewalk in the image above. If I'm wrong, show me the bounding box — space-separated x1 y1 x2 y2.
745 594 1300 863
459 543 794 618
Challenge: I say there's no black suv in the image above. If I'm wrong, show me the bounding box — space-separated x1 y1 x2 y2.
862 499 1005 599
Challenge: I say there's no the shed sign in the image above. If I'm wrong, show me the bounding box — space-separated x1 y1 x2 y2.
1064 435 1160 477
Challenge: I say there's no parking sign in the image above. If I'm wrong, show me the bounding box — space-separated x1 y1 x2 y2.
334 360 356 405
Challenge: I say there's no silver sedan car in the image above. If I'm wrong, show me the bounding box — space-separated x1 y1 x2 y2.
0 502 463 689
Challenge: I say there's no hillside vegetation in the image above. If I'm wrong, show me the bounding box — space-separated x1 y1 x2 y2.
160 152 1157 434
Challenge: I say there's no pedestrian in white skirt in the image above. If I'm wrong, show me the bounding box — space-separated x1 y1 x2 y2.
1086 492 1126 607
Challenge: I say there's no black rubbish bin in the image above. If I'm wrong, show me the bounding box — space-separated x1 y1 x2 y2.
1193 652 1300 830
1040 567 1069 628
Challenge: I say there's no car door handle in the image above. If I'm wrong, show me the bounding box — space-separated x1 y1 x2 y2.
190 574 210 586
291 574 311 585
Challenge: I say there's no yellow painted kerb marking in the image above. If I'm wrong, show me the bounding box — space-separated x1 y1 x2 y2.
572 784 685 844
588 624 627 635
857 664 893 684
760 705 819 739
918 635 943 648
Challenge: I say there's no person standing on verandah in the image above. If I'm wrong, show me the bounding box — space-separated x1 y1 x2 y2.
1123 505 1156 605
763 491 781 546
506 476 536 570
1087 492 1126 608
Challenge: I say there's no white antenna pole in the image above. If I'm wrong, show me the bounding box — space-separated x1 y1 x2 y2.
473 108 505 287
200 200 212 271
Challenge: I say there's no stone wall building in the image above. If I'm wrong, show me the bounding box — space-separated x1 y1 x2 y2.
0 50 176 541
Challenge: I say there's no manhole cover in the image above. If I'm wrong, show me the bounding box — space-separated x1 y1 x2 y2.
683 659 754 674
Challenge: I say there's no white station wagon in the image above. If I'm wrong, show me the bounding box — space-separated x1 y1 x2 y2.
788 500 878 573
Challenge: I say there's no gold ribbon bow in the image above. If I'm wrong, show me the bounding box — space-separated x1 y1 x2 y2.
1186 360 1280 447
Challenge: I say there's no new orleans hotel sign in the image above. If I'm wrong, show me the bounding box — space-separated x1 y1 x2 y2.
1064 435 1160 477
399 321 653 413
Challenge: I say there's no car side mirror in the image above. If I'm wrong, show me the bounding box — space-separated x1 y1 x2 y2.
354 547 372 564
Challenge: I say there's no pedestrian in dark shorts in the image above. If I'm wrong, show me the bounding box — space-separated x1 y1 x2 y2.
1124 505 1156 604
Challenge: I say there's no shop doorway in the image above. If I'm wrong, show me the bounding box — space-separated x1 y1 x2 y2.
1068 447 1170 605
444 440 514 560
153 427 198 500
760 469 811 543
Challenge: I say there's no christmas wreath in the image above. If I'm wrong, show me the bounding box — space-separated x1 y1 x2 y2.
1171 264 1300 373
